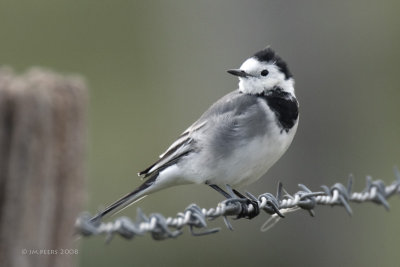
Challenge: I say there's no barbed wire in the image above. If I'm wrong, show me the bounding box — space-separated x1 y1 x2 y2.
75 168 400 242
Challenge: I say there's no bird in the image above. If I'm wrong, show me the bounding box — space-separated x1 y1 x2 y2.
91 47 299 222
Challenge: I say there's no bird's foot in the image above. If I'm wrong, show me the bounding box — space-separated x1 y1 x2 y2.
237 198 260 219
232 189 260 219
207 183 260 219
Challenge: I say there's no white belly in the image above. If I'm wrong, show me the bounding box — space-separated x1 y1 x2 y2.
219 122 297 187
180 120 298 188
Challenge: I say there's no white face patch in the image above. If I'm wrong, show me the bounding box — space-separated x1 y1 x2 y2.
237 57 295 95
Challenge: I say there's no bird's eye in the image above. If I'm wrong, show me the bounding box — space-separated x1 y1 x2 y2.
261 69 269 76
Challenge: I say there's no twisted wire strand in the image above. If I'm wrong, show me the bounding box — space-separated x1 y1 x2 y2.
75 168 400 241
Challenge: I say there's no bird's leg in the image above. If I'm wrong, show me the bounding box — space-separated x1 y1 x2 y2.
207 184 259 219
208 184 231 198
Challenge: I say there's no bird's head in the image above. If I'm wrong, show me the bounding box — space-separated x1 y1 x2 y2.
228 47 294 95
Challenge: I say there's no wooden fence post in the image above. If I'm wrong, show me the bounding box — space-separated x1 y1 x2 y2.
0 67 87 267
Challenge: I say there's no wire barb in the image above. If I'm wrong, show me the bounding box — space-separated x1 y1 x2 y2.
76 168 400 242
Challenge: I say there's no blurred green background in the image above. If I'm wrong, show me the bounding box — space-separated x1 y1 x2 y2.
1 1 400 266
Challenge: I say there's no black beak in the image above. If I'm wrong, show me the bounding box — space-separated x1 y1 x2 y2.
227 69 252 78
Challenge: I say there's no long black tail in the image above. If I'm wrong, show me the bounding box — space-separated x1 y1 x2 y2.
90 176 156 222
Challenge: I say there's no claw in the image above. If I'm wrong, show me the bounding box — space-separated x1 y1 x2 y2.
226 187 261 219
236 198 260 219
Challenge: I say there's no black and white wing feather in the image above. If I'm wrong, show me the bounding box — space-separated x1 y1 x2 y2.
138 120 206 179
137 90 271 180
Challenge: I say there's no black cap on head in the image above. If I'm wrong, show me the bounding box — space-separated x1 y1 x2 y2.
253 47 293 79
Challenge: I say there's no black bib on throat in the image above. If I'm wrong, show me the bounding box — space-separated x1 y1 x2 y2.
259 88 299 133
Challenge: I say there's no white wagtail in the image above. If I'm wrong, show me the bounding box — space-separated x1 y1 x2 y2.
91 47 298 221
